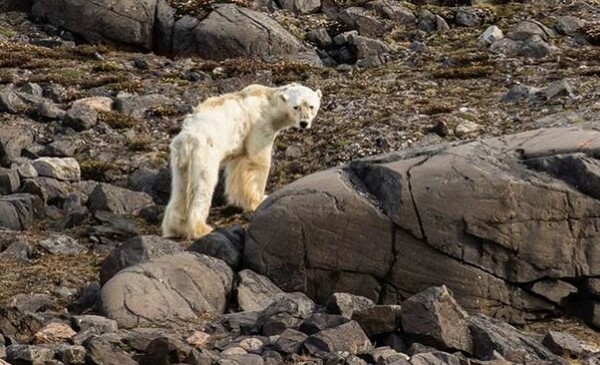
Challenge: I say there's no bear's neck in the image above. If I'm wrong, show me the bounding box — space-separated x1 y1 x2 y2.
264 103 294 133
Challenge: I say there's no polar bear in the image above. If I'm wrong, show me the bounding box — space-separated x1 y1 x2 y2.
161 83 322 239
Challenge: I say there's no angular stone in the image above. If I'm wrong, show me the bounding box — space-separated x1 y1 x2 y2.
88 183 153 215
0 193 43 230
85 335 137 365
366 0 414 24
338 7 390 37
531 279 577 305
469 314 566 364
38 234 83 255
187 226 245 269
299 313 350 335
479 25 504 46
401 286 472 353
326 293 375 318
33 322 77 344
72 315 118 333
352 305 401 337
100 235 182 285
59 345 86 365
0 126 34 167
555 16 586 36
235 269 284 312
278 0 320 14
542 331 583 358
0 167 20 194
274 328 308 354
32 157 80 182
303 321 372 357
63 104 98 131
6 345 55 365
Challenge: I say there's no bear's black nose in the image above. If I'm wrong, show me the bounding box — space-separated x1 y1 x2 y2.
300 121 308 129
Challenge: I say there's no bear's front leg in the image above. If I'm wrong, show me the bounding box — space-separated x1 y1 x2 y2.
224 157 271 212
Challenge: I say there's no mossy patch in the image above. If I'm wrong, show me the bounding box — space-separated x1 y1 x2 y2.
98 111 137 129
127 137 152 152
432 65 494 79
79 159 115 182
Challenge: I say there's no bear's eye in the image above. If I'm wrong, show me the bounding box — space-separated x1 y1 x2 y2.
309 105 314 110
293 106 299 110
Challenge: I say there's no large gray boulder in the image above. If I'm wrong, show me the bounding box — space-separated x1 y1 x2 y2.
244 126 600 324
100 252 233 328
31 0 166 50
172 4 320 64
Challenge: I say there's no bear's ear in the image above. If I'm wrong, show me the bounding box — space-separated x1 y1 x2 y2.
316 89 322 99
278 92 289 102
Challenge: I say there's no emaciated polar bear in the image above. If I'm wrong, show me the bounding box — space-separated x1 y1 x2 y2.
161 83 322 239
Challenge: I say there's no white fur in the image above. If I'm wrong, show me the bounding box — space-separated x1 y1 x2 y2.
161 83 322 239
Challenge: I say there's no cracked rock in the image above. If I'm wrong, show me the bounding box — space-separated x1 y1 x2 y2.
100 252 233 328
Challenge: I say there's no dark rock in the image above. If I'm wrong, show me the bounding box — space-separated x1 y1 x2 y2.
235 269 283 312
0 307 44 344
128 168 158 194
69 282 101 314
490 38 520 57
6 293 58 312
352 305 401 337
59 345 86 364
37 100 66 119
366 0 415 24
100 252 233 328
542 331 583 358
350 34 393 67
406 342 438 356
21 177 70 205
307 28 332 47
455 7 481 27
544 80 574 100
555 16 586 36
0 84 27 114
274 328 308 354
409 351 461 365
586 278 600 297
63 105 98 131
256 292 315 335
89 210 139 240
338 7 390 37
0 126 34 167
38 234 83 255
303 321 372 357
326 293 375 318
43 138 81 157
88 183 153 215
187 226 245 268
55 205 90 230
0 167 20 194
139 336 192 365
299 313 350 335
418 10 449 33
115 94 173 119
0 0 33 12
401 286 471 353
0 239 32 262
469 314 566 364
220 353 264 365
221 311 261 334
507 20 556 42
530 279 577 305
85 335 137 365
361 346 410 364
379 333 407 353
0 193 43 230
6 344 55 365
100 235 182 285
138 204 164 224
519 35 555 59
501 84 543 103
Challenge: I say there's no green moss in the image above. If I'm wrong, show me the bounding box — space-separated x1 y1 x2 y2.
127 137 152 152
432 65 494 79
92 61 124 72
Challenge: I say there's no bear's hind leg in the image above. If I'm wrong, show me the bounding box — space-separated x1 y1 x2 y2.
186 147 220 239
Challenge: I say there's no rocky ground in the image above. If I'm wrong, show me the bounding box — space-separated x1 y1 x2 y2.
0 0 600 364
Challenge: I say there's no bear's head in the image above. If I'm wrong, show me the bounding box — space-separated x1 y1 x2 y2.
277 83 322 130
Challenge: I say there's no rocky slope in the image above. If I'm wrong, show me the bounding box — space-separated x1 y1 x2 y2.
0 0 600 364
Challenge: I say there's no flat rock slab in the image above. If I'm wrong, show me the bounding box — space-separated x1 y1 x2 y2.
100 252 233 328
244 126 600 323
